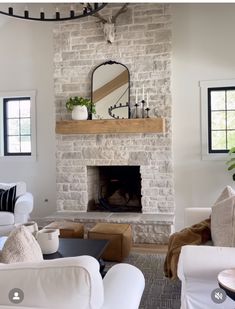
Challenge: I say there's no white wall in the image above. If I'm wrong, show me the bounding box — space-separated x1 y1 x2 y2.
172 4 235 230
2 3 235 229
0 14 56 218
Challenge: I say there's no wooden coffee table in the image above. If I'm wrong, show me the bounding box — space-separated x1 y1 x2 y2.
43 238 109 276
218 268 235 300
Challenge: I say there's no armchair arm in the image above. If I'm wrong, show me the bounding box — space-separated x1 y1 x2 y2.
178 245 235 281
102 263 145 309
0 255 104 309
14 192 33 224
178 245 235 309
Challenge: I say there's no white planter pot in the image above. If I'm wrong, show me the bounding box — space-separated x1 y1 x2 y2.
72 105 88 120
36 228 60 254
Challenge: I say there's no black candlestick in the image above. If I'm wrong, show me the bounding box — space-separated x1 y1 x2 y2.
141 100 145 118
145 107 150 118
56 10 60 20
134 103 139 118
8 7 13 15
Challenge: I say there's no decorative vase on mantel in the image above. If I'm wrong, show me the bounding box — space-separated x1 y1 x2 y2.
71 105 88 120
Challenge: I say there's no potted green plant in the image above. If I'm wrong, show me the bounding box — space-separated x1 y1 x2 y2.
66 96 95 120
226 147 235 180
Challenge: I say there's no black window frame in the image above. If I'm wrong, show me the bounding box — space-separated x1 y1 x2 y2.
208 86 235 154
3 97 31 156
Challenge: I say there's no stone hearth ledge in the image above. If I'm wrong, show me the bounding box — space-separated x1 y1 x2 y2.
35 212 174 244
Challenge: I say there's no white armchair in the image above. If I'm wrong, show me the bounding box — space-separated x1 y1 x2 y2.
178 245 235 309
178 208 235 309
0 182 33 236
0 255 145 309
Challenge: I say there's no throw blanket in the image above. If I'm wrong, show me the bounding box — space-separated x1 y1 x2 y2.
164 218 211 280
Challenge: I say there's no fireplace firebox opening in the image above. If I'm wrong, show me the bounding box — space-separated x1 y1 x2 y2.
87 166 142 213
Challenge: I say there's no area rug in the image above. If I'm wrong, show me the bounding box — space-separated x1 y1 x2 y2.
106 252 181 309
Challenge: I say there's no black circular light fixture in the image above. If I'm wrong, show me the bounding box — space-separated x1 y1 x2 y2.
0 3 107 22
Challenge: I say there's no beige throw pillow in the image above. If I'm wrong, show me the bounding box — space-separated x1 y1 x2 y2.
0 225 43 263
214 185 235 204
211 186 235 247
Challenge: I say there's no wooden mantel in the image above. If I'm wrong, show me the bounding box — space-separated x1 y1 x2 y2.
56 118 165 134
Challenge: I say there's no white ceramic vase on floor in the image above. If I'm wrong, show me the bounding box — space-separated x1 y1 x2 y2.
72 105 88 120
36 228 60 254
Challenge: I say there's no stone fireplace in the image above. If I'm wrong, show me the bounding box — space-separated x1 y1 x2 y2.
53 3 174 243
56 132 173 213
55 131 174 243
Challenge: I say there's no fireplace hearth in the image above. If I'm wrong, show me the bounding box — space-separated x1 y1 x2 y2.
87 166 142 213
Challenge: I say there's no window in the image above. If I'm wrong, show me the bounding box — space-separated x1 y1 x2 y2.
0 91 36 159
200 80 235 159
3 97 31 155
208 87 235 153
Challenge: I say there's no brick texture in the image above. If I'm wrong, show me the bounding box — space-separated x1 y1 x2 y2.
54 4 174 226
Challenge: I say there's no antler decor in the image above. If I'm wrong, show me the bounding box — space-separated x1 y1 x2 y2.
92 12 107 24
111 4 129 23
92 4 129 43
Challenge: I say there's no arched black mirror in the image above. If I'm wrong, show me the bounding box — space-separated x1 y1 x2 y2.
91 60 130 119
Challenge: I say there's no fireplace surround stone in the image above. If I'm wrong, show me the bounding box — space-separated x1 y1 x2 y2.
56 133 174 214
55 132 174 243
54 3 174 243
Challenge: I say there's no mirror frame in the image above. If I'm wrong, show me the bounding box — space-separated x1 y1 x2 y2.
91 60 130 120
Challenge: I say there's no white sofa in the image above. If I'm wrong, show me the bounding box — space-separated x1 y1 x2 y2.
0 182 33 236
0 255 145 309
178 207 235 309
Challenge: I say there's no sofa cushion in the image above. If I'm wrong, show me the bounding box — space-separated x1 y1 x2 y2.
214 185 235 204
0 225 43 263
0 212 14 225
0 185 16 213
211 186 235 246
0 182 26 198
211 196 235 246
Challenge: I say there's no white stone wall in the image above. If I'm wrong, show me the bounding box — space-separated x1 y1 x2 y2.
87 166 99 209
56 133 174 213
54 4 174 219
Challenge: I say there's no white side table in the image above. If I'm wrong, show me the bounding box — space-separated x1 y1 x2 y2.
218 269 235 301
